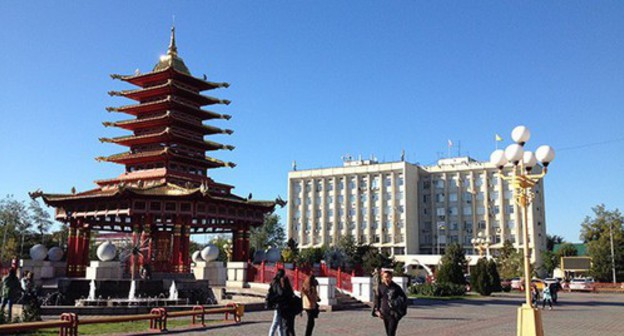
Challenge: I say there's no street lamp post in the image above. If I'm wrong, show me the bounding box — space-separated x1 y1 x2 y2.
490 125 555 336
610 222 617 284
471 232 491 257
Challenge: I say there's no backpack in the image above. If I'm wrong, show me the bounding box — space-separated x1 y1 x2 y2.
288 295 304 316
388 286 408 320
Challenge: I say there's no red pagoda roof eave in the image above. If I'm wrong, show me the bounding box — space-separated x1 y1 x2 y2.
111 67 230 91
107 117 230 135
102 130 233 151
114 81 230 106
97 150 233 168
108 98 228 120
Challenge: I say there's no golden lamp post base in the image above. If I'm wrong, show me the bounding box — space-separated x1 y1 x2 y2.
516 304 544 336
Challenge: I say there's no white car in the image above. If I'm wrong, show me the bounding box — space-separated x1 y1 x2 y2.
568 278 595 292
511 277 523 290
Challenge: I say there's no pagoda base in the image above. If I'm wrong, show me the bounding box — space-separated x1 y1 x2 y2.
20 260 57 280
86 261 122 280
226 262 248 288
193 261 226 286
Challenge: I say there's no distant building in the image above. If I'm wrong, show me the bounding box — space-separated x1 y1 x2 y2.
553 243 591 278
287 156 547 264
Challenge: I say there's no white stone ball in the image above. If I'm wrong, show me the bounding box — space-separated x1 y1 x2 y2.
265 248 281 263
192 250 203 262
47 247 64 262
253 250 266 263
201 245 219 262
97 241 117 262
30 244 48 261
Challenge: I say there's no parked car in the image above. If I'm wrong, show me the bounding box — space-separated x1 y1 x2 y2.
569 278 595 292
501 278 513 292
544 278 559 286
511 277 523 290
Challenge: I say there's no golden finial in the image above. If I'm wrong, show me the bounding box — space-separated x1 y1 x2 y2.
168 25 177 56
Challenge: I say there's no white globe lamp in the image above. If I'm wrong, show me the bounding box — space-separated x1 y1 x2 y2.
490 149 508 169
535 145 555 167
504 144 524 165
523 151 537 171
511 125 531 145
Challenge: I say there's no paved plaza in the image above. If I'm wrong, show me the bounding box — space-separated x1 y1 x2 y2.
167 292 623 336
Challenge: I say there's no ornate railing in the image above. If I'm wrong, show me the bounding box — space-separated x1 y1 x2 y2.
247 262 356 293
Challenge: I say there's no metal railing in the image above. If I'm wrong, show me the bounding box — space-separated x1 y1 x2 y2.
0 303 242 335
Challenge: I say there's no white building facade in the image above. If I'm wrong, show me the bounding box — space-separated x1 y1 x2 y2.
287 157 547 264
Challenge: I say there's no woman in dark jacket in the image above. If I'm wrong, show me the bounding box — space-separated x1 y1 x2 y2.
267 269 298 336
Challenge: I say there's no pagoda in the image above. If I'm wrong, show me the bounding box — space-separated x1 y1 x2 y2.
31 27 282 277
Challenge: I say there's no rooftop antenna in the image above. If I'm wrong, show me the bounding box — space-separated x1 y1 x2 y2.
401 149 405 162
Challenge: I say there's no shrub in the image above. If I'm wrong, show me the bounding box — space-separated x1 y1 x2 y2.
436 243 467 286
409 283 466 297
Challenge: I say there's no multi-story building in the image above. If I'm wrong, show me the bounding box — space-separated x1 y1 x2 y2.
287 156 547 264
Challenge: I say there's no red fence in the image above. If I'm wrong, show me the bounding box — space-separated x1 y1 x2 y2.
247 262 356 293
247 262 309 291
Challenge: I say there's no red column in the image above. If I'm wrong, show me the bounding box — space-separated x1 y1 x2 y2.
233 229 244 261
172 223 182 273
181 217 191 273
74 219 84 277
79 228 91 277
145 214 154 267
243 228 250 262
66 220 77 277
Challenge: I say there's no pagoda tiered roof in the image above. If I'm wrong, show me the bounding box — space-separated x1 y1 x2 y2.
108 80 231 106
99 127 235 151
105 96 231 120
96 148 235 168
102 112 233 134
33 181 277 209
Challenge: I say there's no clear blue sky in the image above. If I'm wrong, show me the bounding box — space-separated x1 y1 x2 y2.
1 2 623 243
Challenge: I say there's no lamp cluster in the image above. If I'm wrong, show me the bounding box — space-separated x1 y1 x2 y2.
489 125 555 171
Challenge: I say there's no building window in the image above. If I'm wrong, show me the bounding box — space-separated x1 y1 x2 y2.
478 220 486 229
436 193 445 203
463 206 472 215
423 180 431 189
477 207 485 215
449 193 458 202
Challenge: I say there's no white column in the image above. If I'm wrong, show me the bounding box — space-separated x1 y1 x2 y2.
317 277 337 306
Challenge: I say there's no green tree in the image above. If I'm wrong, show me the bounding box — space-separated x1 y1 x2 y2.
249 214 286 251
361 247 391 274
541 250 558 276
487 259 502 293
546 234 564 251
557 243 578 257
495 240 524 279
29 199 52 244
580 204 624 282
336 234 358 269
436 243 467 286
0 196 31 262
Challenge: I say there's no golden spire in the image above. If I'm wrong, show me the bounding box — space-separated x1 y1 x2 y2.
168 25 178 56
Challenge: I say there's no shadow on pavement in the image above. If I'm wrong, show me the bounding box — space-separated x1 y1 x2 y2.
128 321 265 336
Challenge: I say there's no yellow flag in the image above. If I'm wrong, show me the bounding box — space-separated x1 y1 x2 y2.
495 134 503 142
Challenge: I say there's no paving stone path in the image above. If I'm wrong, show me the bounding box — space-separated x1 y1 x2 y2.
136 292 623 336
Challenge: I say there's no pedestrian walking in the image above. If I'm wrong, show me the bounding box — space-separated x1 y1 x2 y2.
1 268 22 322
549 281 560 304
302 275 320 336
266 269 288 336
542 286 553 310
372 268 408 336
530 284 539 307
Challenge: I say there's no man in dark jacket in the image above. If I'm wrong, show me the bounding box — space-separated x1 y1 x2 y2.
372 269 408 336
1 268 22 322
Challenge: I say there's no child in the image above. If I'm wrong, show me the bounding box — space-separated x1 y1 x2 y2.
542 286 553 310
